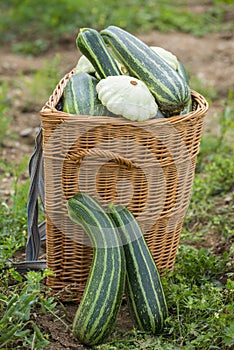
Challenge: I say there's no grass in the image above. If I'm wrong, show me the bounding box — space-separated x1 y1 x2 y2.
98 246 234 349
0 270 56 349
0 81 12 150
22 53 62 109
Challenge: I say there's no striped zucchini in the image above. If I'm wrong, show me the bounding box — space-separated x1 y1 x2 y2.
76 28 122 79
63 72 103 115
177 60 189 84
101 25 190 116
66 193 126 346
108 205 168 334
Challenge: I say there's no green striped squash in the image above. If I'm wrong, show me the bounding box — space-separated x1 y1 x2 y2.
76 28 122 79
108 205 168 334
66 193 126 346
177 60 189 84
101 25 191 116
62 72 104 115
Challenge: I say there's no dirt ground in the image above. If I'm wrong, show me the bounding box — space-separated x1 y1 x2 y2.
0 29 234 349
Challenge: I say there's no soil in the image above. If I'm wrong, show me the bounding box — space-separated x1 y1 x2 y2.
1 28 234 349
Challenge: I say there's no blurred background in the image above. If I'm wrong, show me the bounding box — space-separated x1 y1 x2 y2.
1 0 233 52
0 1 233 349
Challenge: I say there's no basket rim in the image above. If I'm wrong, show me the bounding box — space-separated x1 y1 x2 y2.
40 70 209 126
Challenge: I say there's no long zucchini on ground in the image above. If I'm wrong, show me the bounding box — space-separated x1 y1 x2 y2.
67 193 126 346
108 204 168 334
101 25 190 116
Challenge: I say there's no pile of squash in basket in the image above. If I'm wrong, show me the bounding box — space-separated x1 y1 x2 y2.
62 25 191 121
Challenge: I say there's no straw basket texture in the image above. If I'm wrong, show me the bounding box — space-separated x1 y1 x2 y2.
40 70 209 302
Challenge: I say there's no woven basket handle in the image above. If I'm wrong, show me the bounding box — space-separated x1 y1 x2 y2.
43 70 74 111
63 147 148 212
67 148 136 169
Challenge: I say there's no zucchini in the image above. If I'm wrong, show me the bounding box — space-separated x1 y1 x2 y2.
63 72 103 115
76 28 122 79
177 60 189 84
108 205 168 334
101 25 190 116
66 193 126 346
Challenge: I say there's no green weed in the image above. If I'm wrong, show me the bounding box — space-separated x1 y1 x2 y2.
12 39 49 56
0 81 12 150
0 270 57 349
182 91 234 244
0 158 29 264
22 54 62 109
161 245 234 349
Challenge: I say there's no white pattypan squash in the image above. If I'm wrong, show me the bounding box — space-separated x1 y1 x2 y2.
96 76 158 121
75 55 96 74
150 46 179 71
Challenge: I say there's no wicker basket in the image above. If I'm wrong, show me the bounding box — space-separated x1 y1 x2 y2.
40 70 209 302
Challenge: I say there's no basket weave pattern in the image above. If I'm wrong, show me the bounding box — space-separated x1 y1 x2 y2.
40 71 209 302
